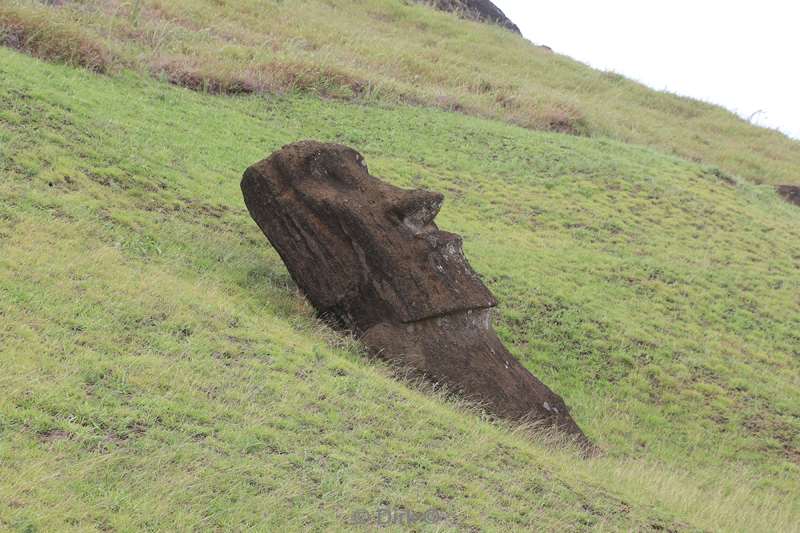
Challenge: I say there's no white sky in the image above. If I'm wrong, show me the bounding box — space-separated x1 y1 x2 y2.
492 0 800 139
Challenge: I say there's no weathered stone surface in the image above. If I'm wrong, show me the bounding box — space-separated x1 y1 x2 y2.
422 0 521 34
362 310 586 439
777 185 800 206
242 141 496 329
242 141 589 447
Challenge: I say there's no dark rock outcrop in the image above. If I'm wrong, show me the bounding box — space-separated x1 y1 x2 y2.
777 185 800 206
242 141 589 448
422 0 521 34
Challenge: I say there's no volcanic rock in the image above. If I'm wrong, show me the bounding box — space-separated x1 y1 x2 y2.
422 0 521 34
242 141 589 447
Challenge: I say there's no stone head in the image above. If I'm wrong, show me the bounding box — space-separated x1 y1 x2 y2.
242 141 496 330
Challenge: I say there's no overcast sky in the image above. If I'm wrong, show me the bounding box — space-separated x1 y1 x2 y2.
492 0 800 140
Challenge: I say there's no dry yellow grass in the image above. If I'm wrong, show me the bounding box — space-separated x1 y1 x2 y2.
2 0 799 186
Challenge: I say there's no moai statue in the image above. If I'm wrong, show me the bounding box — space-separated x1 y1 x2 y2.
242 141 589 447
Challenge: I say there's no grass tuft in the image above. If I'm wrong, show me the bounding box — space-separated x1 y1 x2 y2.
0 4 114 73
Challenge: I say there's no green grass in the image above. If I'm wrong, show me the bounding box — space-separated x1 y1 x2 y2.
1 49 799 531
2 0 800 187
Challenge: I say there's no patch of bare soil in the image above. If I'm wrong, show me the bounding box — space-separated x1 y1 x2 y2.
777 185 800 206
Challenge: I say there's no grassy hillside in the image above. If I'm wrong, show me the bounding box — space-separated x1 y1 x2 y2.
1 48 799 531
2 0 800 187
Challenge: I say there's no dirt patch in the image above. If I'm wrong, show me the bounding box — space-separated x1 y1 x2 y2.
150 57 257 95
506 104 587 135
150 56 367 97
179 198 231 219
103 422 148 447
784 445 800 465
545 112 586 135
777 185 800 206
38 429 72 443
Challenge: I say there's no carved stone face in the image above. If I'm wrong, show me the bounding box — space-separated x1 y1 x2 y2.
242 141 496 330
242 141 590 449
